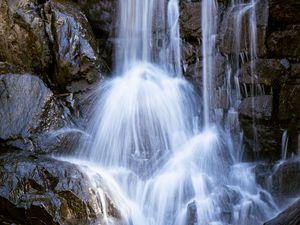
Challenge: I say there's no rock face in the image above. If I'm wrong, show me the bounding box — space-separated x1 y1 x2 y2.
0 74 68 151
0 0 105 93
270 160 300 198
44 0 103 92
264 199 300 225
0 74 52 140
0 151 122 225
0 0 52 79
72 0 117 69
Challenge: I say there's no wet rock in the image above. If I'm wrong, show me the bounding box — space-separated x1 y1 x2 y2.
0 74 67 151
180 1 201 40
218 0 268 58
255 162 274 189
267 25 300 59
0 0 52 78
239 117 282 160
269 0 300 26
0 151 122 224
71 0 116 70
240 59 288 86
291 63 300 78
270 159 300 198
44 0 103 92
264 199 300 225
186 201 198 225
278 84 300 120
239 96 273 120
72 0 117 38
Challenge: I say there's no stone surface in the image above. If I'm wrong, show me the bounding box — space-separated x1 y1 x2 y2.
264 199 300 225
72 0 117 70
44 0 103 92
0 151 122 224
270 159 300 198
239 95 273 120
240 59 288 86
267 25 300 59
278 84 300 120
0 74 67 151
269 0 300 26
0 0 52 78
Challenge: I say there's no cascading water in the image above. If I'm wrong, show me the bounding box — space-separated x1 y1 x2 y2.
63 0 279 224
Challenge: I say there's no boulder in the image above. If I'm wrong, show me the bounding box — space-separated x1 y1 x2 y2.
0 151 122 224
263 199 300 225
0 74 67 151
0 0 52 78
44 0 103 92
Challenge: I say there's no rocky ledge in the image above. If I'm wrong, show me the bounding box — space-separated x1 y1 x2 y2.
0 151 122 225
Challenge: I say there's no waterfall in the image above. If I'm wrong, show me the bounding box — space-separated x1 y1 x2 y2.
63 0 279 224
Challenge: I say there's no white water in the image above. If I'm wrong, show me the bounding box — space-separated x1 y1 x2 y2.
67 0 279 224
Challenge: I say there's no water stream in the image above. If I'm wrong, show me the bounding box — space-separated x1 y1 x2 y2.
62 0 279 224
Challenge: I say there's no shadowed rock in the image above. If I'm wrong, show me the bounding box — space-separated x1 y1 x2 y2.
264 199 300 225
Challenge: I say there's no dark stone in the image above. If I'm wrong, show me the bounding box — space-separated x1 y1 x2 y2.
218 0 268 58
267 25 300 59
0 74 68 152
0 151 122 224
73 0 116 37
278 84 300 120
239 117 282 160
240 59 288 86
269 0 300 26
255 162 274 189
264 199 300 225
44 0 104 92
270 159 300 198
0 0 52 79
239 95 273 120
180 1 201 40
71 0 116 71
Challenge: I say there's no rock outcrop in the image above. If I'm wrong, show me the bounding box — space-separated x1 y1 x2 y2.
0 74 69 152
44 0 104 92
0 0 52 80
0 151 122 225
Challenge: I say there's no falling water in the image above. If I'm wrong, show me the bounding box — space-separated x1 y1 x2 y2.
202 0 217 128
65 0 279 224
